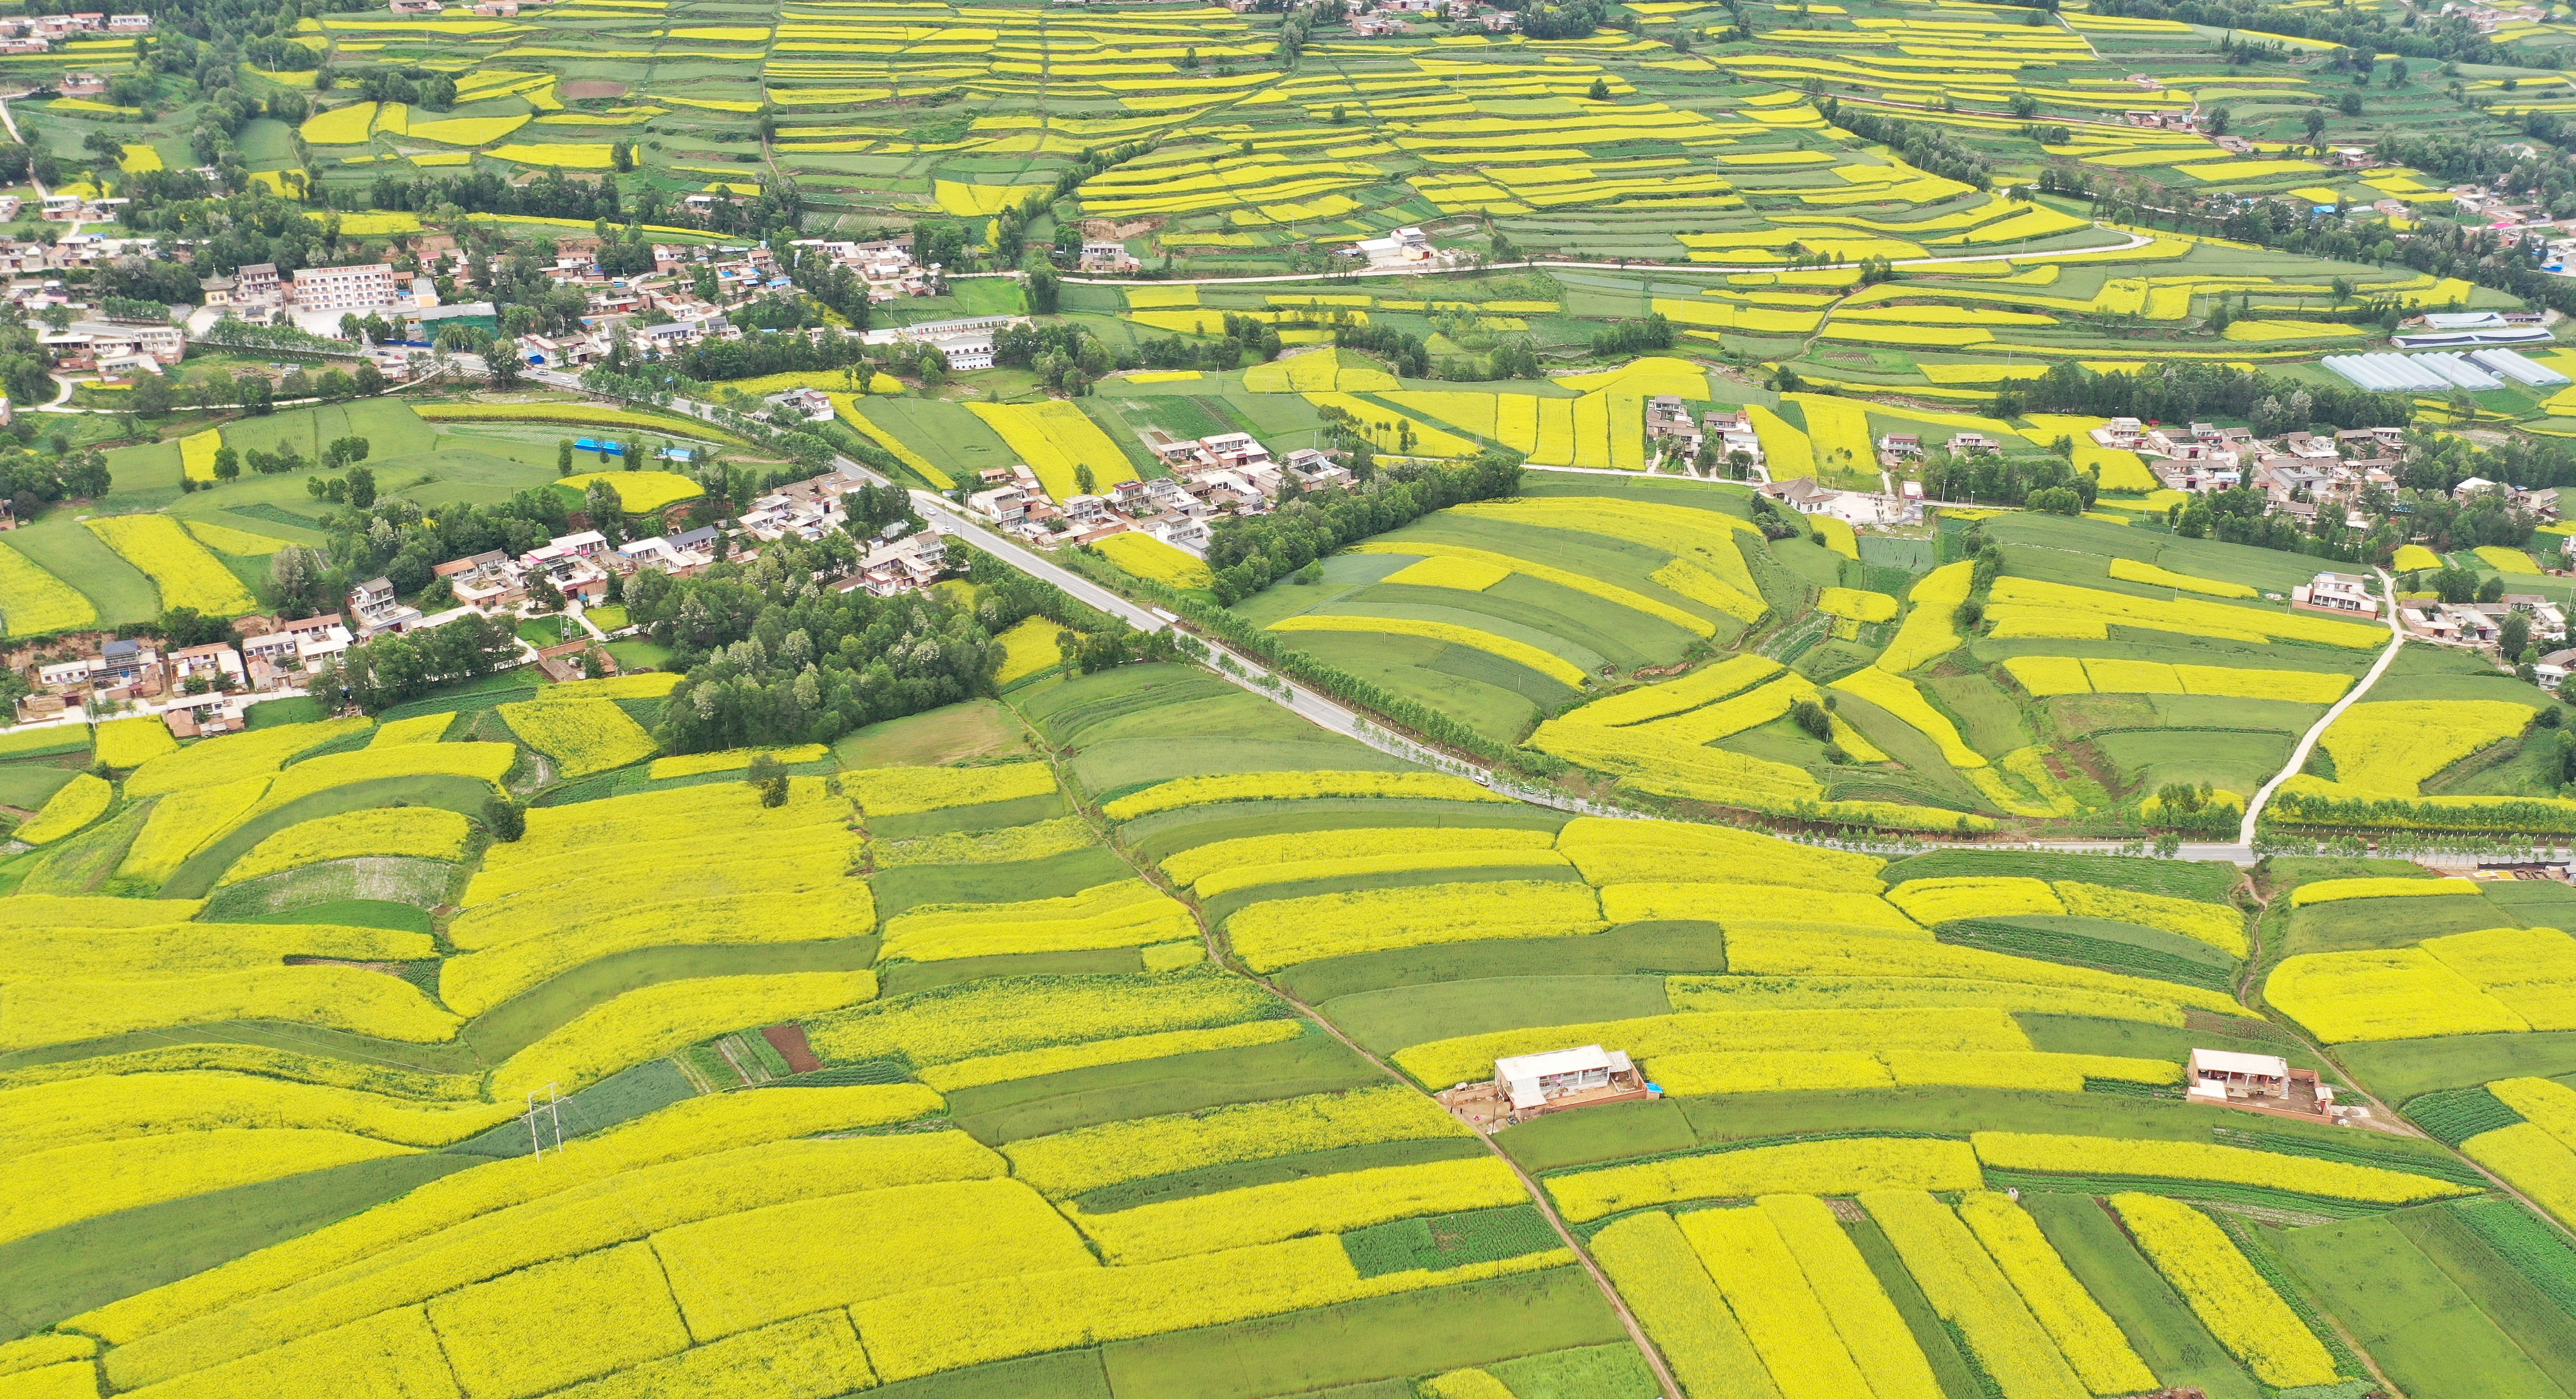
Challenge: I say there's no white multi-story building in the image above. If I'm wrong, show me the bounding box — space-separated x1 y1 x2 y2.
289 263 401 314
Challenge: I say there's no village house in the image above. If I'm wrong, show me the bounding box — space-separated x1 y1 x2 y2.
839 527 949 597
629 525 732 579
967 481 1034 528
1762 476 1920 527
2291 571 2379 617
160 699 245 740
350 576 424 637
765 387 837 424
2406 603 2503 646
1701 408 1763 471
166 642 246 695
534 638 617 684
1342 225 1443 268
1148 514 1215 554
518 531 612 604
46 320 184 374
2090 417 2146 449
1077 240 1142 274
431 551 529 613
741 471 867 542
2537 646 2576 688
93 637 157 688
1282 448 1354 494
1762 476 1839 514
34 654 97 693
236 614 352 686
1643 395 1700 460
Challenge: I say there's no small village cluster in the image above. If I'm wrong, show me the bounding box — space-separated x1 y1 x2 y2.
1643 398 1766 474
518 239 954 368
966 431 1353 555
10 459 946 734
11 615 352 730
2083 418 2413 503
0 10 149 53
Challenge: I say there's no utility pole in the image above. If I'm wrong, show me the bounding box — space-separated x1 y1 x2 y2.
524 1083 564 1158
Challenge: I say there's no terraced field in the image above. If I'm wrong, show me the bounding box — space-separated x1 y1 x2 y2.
14 0 2576 1391
6 616 2575 1399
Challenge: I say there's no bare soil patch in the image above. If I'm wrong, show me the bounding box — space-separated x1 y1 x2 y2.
764 1022 824 1074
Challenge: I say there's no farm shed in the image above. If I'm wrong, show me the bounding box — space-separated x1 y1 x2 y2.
2189 1048 2289 1100
1495 1046 1631 1111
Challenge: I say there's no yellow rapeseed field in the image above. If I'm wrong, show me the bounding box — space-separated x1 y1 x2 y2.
1863 1188 2088 1399
1095 532 1215 589
1103 769 1511 820
84 514 260 617
1549 1138 1984 1221
1227 879 1604 970
14 773 109 845
1971 1132 2470 1202
2110 1192 2344 1387
878 879 1195 961
1677 1205 1880 1397
220 808 473 885
1271 614 1591 688
1001 1085 1470 1197
1592 1212 1776 1399
1956 1192 2155 1393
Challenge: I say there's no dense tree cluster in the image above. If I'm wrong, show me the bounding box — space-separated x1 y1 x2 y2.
622 533 1130 749
2397 431 2572 513
2095 0 2512 65
784 247 874 330
349 169 799 238
667 326 869 384
1587 315 1674 359
2018 361 2412 432
1130 318 1283 375
111 186 331 283
1517 0 1607 40
996 321 1116 395
1204 455 1524 604
311 612 521 712
1914 449 2098 512
1273 0 1345 59
0 308 61 408
0 442 110 520
1330 324 1432 378
841 484 920 539
1817 99 1990 191
348 66 456 108
2384 218 2576 321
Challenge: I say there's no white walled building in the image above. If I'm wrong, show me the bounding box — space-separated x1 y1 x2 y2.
289 263 402 314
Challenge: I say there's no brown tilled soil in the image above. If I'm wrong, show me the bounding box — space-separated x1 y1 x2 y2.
764 1023 824 1073
563 80 627 99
